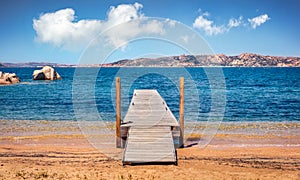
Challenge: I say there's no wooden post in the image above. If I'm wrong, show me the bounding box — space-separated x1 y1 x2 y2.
116 77 121 148
179 77 184 148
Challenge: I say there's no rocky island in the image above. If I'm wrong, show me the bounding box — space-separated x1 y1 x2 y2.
103 53 300 67
0 71 20 85
1 53 299 67
33 66 62 80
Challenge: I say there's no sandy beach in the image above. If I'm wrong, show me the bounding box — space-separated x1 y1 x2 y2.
0 120 299 179
1 0 300 179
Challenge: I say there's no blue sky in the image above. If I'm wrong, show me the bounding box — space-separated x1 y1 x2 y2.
0 0 299 64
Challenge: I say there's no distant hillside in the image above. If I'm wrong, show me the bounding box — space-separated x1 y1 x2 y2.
103 53 300 67
0 62 75 67
1 53 299 67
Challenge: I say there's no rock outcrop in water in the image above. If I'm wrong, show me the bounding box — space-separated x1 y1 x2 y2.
33 66 62 80
0 71 20 85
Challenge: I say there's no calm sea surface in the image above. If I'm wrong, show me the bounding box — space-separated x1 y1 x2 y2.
0 67 299 122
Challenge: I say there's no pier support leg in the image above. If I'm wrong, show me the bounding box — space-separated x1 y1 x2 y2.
179 77 184 148
116 77 121 148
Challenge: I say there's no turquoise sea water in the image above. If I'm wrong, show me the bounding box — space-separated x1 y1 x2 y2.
0 67 299 122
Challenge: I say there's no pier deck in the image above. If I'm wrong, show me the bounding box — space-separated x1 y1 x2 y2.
121 90 179 165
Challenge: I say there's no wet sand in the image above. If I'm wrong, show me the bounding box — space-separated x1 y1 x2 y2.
0 120 299 179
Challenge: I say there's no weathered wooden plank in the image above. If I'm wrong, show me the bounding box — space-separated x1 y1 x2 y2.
126 145 173 148
125 147 175 152
125 152 174 155
124 156 175 161
127 139 172 142
122 90 178 126
125 147 174 150
124 155 176 161
123 127 176 163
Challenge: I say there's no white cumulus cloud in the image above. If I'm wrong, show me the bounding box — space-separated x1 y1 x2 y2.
228 16 243 28
165 18 176 27
193 15 226 36
106 2 144 27
103 19 164 49
193 10 270 35
248 14 270 29
33 8 103 49
33 3 165 50
193 14 244 36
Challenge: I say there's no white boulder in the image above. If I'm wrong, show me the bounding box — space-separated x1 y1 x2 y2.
0 71 20 84
33 66 61 80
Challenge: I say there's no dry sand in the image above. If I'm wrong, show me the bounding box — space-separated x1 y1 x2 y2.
0 120 299 179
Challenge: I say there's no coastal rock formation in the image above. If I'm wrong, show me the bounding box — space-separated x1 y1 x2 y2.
220 53 300 67
103 53 300 67
33 66 62 80
1 53 299 67
0 71 20 84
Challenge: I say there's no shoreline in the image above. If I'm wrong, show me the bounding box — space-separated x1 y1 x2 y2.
1 119 300 179
1 119 299 148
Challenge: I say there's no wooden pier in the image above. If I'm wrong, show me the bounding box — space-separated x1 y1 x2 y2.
120 89 180 165
115 77 184 165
